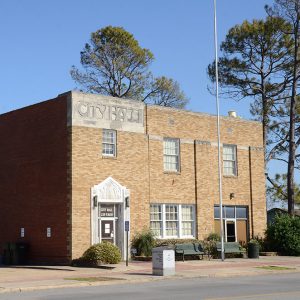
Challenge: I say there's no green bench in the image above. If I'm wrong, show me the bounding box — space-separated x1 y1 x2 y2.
216 242 245 257
175 243 204 261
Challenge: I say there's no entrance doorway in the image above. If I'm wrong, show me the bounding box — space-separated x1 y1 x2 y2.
91 177 130 259
98 204 118 244
225 220 236 242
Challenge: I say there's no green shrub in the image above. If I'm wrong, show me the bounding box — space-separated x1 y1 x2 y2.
266 214 300 256
206 232 221 242
131 229 155 257
82 242 121 264
202 233 219 258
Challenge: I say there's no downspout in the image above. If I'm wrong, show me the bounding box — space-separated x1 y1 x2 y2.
248 146 254 239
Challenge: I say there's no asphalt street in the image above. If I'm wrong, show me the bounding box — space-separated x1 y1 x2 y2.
1 272 300 300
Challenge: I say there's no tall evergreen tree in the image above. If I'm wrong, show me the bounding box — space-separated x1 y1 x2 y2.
207 17 292 158
71 26 188 108
266 0 300 215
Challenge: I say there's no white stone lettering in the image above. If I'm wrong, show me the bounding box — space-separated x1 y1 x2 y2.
70 93 145 133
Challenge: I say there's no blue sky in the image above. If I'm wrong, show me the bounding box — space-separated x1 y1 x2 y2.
1 0 297 185
0 0 273 115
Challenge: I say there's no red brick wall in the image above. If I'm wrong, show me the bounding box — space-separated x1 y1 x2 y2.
0 96 69 264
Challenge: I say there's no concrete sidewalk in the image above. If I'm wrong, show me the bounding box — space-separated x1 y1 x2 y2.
0 256 300 294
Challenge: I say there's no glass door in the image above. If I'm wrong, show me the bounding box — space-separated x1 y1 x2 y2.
98 204 117 244
225 219 236 242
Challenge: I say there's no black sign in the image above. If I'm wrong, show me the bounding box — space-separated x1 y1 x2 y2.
125 221 130 231
100 205 114 217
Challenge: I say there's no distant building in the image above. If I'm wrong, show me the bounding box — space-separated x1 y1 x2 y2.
0 91 266 264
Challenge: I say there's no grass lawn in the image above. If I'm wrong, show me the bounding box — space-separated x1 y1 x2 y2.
256 265 296 271
64 277 124 282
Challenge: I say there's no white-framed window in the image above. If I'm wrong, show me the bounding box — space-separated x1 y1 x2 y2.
102 129 116 157
223 144 237 176
163 138 180 172
181 205 194 236
150 204 162 237
165 205 179 237
150 204 195 238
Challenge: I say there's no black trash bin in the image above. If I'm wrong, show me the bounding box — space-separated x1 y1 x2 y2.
16 243 29 265
248 243 259 259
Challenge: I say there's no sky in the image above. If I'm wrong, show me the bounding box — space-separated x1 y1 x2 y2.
0 0 298 187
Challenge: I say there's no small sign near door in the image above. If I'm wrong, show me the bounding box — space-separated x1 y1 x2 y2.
105 223 111 234
100 205 114 217
125 221 130 232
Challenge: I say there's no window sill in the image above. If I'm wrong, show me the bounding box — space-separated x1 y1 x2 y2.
163 171 181 175
223 175 238 178
102 155 117 160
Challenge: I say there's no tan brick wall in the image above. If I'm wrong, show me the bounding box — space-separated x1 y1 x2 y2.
71 127 150 259
70 103 266 259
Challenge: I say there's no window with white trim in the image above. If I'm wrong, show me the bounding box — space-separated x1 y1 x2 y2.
150 204 162 237
150 204 195 238
165 205 179 237
102 129 116 157
163 138 180 172
223 144 237 176
181 205 194 236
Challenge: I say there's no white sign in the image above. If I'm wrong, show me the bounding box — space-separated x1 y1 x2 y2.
47 227 51 238
105 223 110 234
20 228 25 238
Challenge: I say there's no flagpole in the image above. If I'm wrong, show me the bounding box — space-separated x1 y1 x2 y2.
213 0 225 261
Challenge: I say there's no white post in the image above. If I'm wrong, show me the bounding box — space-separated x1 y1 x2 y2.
213 0 225 261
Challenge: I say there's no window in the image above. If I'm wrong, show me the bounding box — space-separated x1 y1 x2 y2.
102 129 116 157
163 138 180 172
150 205 162 237
223 145 237 176
150 204 195 238
236 207 247 219
214 205 247 219
181 205 194 236
165 205 178 237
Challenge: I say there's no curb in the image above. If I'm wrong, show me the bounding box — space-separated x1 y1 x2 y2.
1 268 300 295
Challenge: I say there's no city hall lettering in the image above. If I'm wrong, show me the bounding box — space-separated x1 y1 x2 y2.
75 101 143 124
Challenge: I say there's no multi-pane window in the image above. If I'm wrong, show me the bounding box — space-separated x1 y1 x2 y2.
165 205 179 237
102 129 116 157
163 138 180 172
223 145 237 176
181 205 194 236
150 205 162 237
150 204 195 238
214 205 248 220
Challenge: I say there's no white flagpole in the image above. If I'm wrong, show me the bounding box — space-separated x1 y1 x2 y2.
213 0 225 261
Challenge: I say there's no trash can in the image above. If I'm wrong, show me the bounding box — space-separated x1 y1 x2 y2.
16 243 29 265
248 243 259 259
152 247 175 276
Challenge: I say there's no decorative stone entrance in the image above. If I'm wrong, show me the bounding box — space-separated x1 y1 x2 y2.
91 177 130 259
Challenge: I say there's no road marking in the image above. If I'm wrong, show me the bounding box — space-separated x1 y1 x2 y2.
205 290 300 300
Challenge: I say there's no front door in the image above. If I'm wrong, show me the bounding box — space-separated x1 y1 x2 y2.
101 220 114 243
226 220 236 242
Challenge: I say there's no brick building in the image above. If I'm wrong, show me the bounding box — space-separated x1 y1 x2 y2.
0 91 266 264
